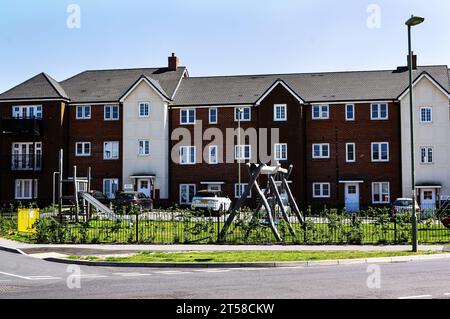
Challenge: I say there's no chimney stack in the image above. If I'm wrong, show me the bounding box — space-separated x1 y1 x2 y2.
408 52 417 70
168 53 179 71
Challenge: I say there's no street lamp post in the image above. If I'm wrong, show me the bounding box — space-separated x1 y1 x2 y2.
405 15 425 252
237 108 243 195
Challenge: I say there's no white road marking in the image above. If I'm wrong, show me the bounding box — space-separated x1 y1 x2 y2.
154 271 191 275
0 280 11 282
443 293 450 296
113 273 153 277
194 269 231 273
398 295 432 299
0 272 61 281
72 274 108 279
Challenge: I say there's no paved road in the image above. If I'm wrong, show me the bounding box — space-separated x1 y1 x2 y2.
0 250 450 299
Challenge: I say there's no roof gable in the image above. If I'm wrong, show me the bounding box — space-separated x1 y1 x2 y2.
0 73 69 101
255 79 304 105
119 75 171 102
397 71 450 100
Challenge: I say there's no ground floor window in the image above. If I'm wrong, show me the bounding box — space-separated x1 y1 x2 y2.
313 183 330 198
207 184 222 191
103 179 119 199
235 183 251 199
180 184 196 204
15 179 38 200
372 182 390 204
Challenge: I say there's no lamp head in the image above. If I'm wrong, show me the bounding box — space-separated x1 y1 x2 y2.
405 15 425 27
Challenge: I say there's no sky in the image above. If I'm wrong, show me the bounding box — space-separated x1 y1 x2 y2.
1 0 450 93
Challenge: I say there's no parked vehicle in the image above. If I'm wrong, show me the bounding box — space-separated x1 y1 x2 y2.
114 191 153 212
391 198 420 216
191 190 232 214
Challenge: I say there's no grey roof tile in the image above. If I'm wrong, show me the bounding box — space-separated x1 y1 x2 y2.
0 73 69 100
61 67 186 103
172 66 450 105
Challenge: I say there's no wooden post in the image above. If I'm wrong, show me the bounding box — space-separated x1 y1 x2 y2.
58 149 63 219
73 165 79 221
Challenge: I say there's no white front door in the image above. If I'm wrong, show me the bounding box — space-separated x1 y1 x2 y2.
137 179 151 197
420 189 436 210
345 183 360 213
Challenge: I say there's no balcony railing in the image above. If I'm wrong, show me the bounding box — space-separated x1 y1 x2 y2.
0 117 43 136
11 154 42 171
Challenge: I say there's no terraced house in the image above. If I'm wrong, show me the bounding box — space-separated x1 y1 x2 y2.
1 54 449 211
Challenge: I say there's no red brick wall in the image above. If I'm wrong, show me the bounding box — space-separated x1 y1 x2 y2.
0 101 69 205
169 106 257 205
305 102 402 209
68 104 123 192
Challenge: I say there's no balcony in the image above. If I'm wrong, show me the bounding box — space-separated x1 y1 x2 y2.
10 154 42 171
0 117 43 136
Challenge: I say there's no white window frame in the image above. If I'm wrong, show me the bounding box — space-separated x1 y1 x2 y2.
138 140 151 156
12 105 43 119
345 104 355 121
209 108 218 124
15 179 38 200
313 183 330 198
371 103 389 120
103 179 119 199
76 105 91 120
179 146 196 165
234 145 251 161
274 104 287 121
11 142 42 171
103 141 119 160
312 143 330 159
234 107 251 122
312 104 329 119
75 142 91 157
346 143 356 163
372 182 390 204
420 146 434 164
371 142 389 162
180 109 196 125
138 102 150 118
235 183 252 199
274 143 288 161
104 104 119 121
209 145 218 164
420 107 433 124
179 184 196 205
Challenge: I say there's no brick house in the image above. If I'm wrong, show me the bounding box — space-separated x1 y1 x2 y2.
1 54 449 211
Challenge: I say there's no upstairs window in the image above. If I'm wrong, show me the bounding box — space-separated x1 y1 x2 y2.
274 143 288 161
139 140 151 156
209 145 218 164
345 104 355 121
234 107 251 121
104 105 119 120
372 142 389 162
346 143 356 162
180 146 196 164
371 103 388 120
209 108 218 124
312 143 330 159
75 142 91 157
180 109 196 124
139 102 150 118
420 107 432 123
12 105 42 119
235 145 252 161
103 141 119 160
76 105 91 119
312 105 329 119
420 147 433 164
274 104 287 121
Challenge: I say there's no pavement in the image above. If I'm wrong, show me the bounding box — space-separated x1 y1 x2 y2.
1 238 449 257
1 249 450 299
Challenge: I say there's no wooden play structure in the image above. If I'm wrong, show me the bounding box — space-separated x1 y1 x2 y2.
219 163 304 242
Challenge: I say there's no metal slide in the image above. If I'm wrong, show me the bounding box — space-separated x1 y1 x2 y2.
79 192 115 216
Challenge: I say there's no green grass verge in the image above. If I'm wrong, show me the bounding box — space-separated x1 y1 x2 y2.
68 250 443 263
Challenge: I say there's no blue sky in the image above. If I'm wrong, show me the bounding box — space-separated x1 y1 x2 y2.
1 0 449 92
